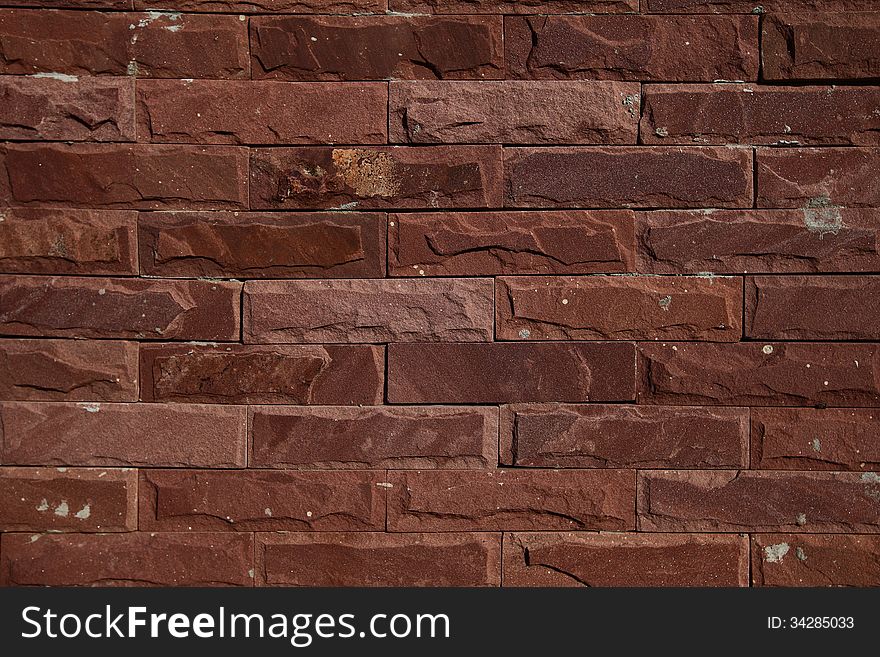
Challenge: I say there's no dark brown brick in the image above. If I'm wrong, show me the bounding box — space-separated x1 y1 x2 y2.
645 0 875 11
138 0 386 12
391 0 637 12
753 534 880 586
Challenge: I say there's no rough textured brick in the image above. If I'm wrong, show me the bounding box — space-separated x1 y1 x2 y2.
645 0 875 10
137 81 387 145
389 211 636 276
639 470 880 533
0 467 136 532
642 85 880 146
763 13 880 81
0 76 134 142
0 402 246 468
747 276 880 341
250 146 502 210
501 404 747 468
250 406 497 469
388 469 635 531
138 212 385 279
138 0 385 11
757 148 880 208
640 343 880 407
244 279 494 344
753 534 880 587
140 469 386 532
504 147 753 208
635 209 880 274
1 144 249 210
0 532 254 587
257 532 500 587
251 15 502 81
390 81 639 145
504 533 748 587
496 275 742 341
140 344 383 405
0 276 240 340
388 343 636 403
505 15 758 81
0 339 138 402
0 208 137 275
391 0 638 12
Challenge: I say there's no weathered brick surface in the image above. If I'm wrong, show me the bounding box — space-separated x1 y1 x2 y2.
753 534 880 586
392 0 638 12
141 0 385 12
645 0 876 11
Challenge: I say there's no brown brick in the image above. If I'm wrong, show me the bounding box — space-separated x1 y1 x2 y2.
138 0 385 12
753 534 880 586
645 0 874 11
0 402 246 467
391 0 637 12
257 532 501 586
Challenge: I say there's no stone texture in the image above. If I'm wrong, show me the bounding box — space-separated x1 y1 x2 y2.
139 0 386 11
501 404 747 468
391 0 638 12
0 339 138 402
504 533 749 587
639 343 880 407
646 0 875 10
243 279 494 343
251 15 502 81
388 469 635 531
504 147 753 208
0 402 247 468
138 212 385 279
505 15 758 81
388 342 637 403
389 211 636 276
752 408 880 471
138 80 387 145
0 75 135 142
257 532 501 587
0 532 254 587
0 467 136 532
140 344 384 405
249 146 502 210
0 208 137 275
140 469 386 531
639 470 880 533
642 85 880 146
635 209 880 274
753 534 880 587
250 406 497 469
746 275 880 340
0 276 240 340
390 81 639 144
496 275 742 341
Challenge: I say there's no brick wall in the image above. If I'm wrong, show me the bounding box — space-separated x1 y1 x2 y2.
1 1 879 587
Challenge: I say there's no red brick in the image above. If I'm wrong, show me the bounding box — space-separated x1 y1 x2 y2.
0 208 137 275
505 15 758 81
752 408 880 471
0 339 138 402
0 402 246 468
496 275 742 341
140 344 384 404
753 534 880 586
250 406 497 469
639 470 880 533
505 147 753 208
0 276 240 340
250 146 502 210
1 144 249 210
243 279 494 344
391 0 637 12
645 0 874 10
388 469 634 532
0 467 136 532
501 404 747 468
389 211 636 276
635 209 880 274
257 532 500 586
747 275 880 340
140 469 386 531
3 1 128 7
137 80 387 145
639 343 880 407
642 85 880 146
388 342 636 404
757 148 880 208
0 532 254 587
138 0 385 11
251 15 502 81
503 533 749 587
390 81 639 144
